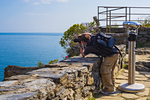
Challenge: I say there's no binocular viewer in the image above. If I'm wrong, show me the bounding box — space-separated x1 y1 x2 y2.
123 21 142 41
123 21 141 29
118 21 145 92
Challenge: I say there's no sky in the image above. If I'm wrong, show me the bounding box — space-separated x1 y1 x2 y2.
0 0 150 33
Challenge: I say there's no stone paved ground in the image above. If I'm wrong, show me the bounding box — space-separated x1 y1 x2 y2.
94 54 150 100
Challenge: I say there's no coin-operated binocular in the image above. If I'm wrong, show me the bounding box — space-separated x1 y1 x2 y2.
123 21 141 41
118 21 145 92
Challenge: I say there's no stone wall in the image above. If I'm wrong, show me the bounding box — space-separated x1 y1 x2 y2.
0 45 126 100
101 27 150 47
137 27 150 47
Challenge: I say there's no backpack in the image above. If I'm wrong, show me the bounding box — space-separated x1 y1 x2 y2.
92 32 116 55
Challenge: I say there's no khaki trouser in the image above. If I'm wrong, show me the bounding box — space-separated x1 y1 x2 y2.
100 53 119 92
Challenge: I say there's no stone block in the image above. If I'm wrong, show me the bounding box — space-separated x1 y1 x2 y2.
60 78 68 85
4 75 30 81
56 88 70 99
137 35 143 38
74 83 80 89
136 88 149 96
47 91 55 100
82 86 92 97
0 88 13 92
20 78 36 85
140 71 150 78
66 82 75 88
139 31 147 35
67 73 77 80
0 92 37 100
74 88 83 100
0 85 24 92
23 79 56 92
121 93 139 99
87 77 94 85
67 89 74 100
52 96 59 100
24 79 53 87
144 35 150 38
75 67 88 77
27 68 52 74
65 68 78 81
37 72 68 84
0 81 18 87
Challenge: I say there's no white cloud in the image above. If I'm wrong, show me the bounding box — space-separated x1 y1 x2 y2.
24 0 31 2
24 0 68 5
56 0 68 2
41 0 53 4
26 13 51 16
43 13 51 15
26 13 42 15
33 2 40 5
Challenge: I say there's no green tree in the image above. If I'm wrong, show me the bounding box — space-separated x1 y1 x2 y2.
60 24 87 49
59 22 96 57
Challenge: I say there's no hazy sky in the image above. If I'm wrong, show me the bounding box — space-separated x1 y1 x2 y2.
0 0 150 33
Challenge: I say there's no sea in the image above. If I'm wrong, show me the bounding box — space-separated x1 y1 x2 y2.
0 33 66 81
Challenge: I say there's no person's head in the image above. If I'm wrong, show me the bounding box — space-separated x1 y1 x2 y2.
80 34 91 45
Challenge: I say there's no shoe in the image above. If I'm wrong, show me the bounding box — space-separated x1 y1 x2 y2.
100 89 115 95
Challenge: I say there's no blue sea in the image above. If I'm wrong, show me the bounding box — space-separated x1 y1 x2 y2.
0 33 66 81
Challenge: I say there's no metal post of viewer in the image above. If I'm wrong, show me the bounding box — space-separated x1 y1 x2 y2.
118 21 145 92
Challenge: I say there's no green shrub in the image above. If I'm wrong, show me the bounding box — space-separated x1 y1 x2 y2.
49 59 58 64
37 60 44 67
138 17 150 27
59 21 96 57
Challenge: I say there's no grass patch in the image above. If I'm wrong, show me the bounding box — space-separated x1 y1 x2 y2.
125 58 128 62
120 69 125 73
88 96 95 100
137 44 144 48
123 64 128 69
1 92 5 95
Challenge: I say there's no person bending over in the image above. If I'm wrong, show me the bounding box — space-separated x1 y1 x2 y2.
78 33 119 95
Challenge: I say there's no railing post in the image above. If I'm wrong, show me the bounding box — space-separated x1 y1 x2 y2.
106 7 108 33
129 7 131 21
109 10 111 33
125 7 127 21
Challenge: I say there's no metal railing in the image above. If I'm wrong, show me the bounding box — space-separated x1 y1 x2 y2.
98 6 150 33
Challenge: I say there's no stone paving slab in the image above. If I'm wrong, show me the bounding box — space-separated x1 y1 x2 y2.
95 69 150 100
140 72 150 78
136 88 149 96
121 93 139 99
